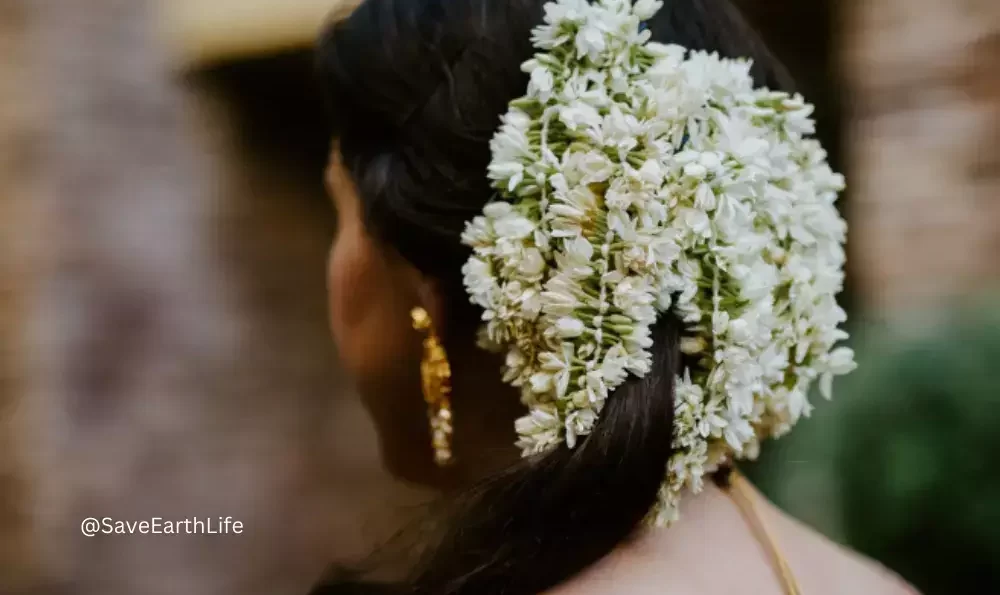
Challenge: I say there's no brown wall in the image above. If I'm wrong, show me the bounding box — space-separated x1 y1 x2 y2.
13 1 416 593
844 0 1000 316
1 0 41 590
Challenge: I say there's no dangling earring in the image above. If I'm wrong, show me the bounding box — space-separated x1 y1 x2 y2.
410 307 454 466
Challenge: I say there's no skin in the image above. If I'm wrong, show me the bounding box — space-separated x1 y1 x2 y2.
325 148 523 489
324 149 918 594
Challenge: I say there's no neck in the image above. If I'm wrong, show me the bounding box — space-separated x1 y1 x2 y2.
373 344 522 491
439 347 523 489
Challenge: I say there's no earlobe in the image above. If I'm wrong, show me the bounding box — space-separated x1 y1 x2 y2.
392 252 447 336
412 273 448 339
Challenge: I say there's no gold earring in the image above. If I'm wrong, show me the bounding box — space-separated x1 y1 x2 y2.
411 307 454 466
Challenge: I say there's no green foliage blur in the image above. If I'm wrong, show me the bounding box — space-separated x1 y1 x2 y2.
749 299 1000 594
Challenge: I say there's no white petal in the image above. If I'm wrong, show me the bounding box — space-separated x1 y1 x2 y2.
555 317 585 338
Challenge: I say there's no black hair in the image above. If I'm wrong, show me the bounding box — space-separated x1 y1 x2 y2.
313 1 791 593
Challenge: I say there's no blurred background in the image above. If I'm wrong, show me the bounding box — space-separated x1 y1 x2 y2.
1 0 997 594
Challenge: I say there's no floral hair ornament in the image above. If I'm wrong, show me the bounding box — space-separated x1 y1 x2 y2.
460 0 856 526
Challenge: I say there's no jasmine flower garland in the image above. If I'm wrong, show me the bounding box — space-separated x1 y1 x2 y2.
460 0 856 526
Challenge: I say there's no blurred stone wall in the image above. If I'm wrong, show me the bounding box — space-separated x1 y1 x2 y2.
10 1 417 594
844 0 1000 317
1 0 42 591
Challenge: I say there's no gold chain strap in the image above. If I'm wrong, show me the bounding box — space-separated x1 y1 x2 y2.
722 470 803 595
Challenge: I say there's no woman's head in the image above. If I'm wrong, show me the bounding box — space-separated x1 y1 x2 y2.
318 0 790 475
316 0 793 592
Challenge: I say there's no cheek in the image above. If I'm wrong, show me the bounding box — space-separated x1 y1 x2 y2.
327 227 368 334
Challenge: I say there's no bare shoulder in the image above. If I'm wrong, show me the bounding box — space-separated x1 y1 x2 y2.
544 484 919 595
763 498 920 595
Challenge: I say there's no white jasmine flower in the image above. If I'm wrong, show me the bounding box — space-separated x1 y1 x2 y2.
612 277 656 322
555 316 585 338
624 324 654 364
519 287 544 319
637 159 665 186
785 385 812 421
573 150 616 184
565 236 594 264
555 237 596 279
758 343 789 385
712 310 730 336
824 346 857 374
492 211 535 239
565 408 597 448
737 259 780 302
541 275 585 317
518 247 546 277
483 201 512 218
528 65 556 101
683 163 708 181
694 183 716 211
722 410 755 452
575 22 606 61
462 257 495 308
515 405 562 454
675 369 703 404
633 0 663 20
541 291 580 319
681 207 712 238
600 344 630 386
601 105 643 156
529 371 554 394
605 177 642 211
490 162 525 192
727 317 753 345
817 346 856 399
584 369 608 404
461 215 493 248
539 342 575 397
559 101 603 132
500 347 527 386
543 0 589 25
